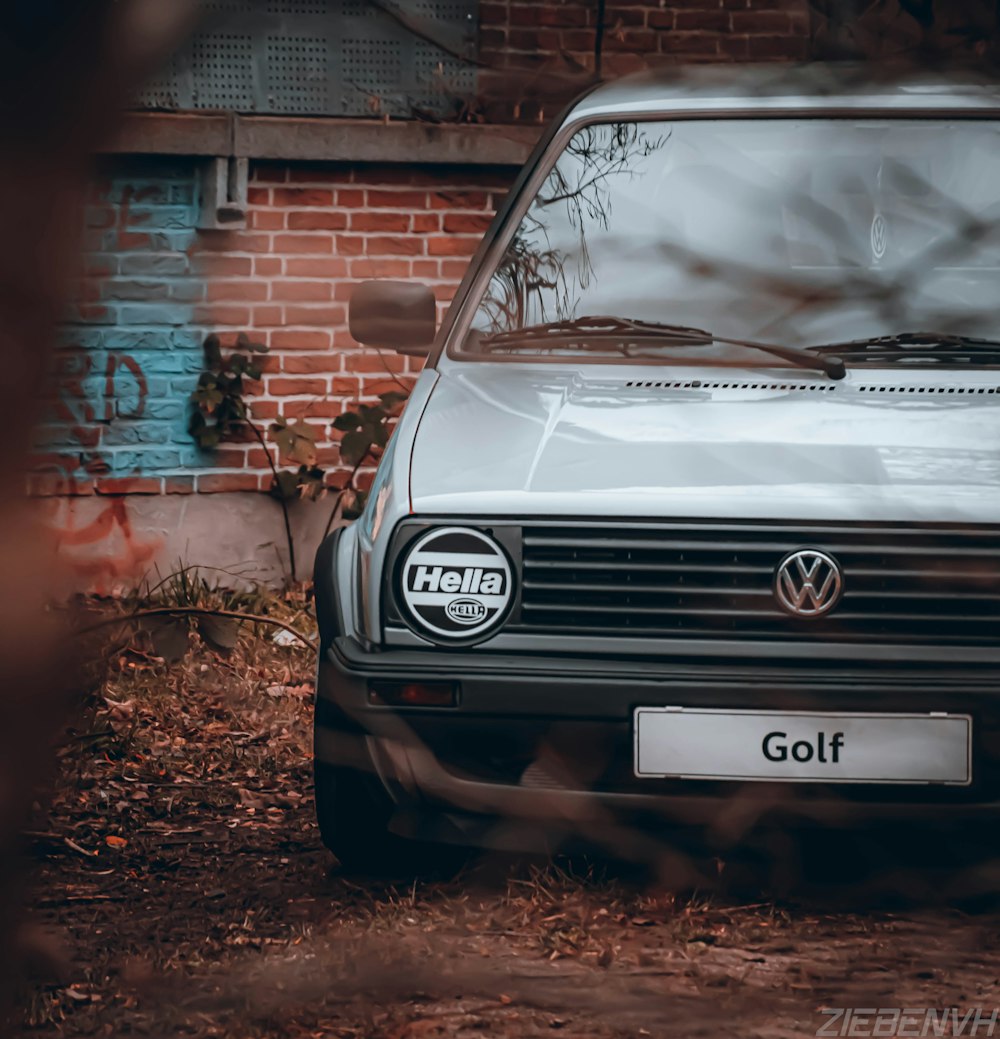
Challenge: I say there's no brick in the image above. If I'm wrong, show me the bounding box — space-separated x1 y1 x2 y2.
350 211 410 232
251 305 285 326
411 213 441 233
330 376 362 395
286 257 349 277
270 330 332 350
730 10 793 32
251 210 285 230
273 188 334 207
428 236 479 256
210 448 249 467
674 10 731 31
334 235 365 256
348 258 412 280
195 255 252 277
247 186 270 205
430 190 489 210
254 256 283 276
251 162 288 184
366 189 428 209
268 376 329 396
336 188 365 207
280 401 340 420
208 281 269 301
282 355 341 374
273 233 334 254
287 167 353 185
164 476 195 494
366 235 424 256
347 353 408 373
284 304 347 325
287 210 349 231
95 476 163 495
270 281 332 301
196 304 250 325
443 212 493 234
411 260 440 279
120 253 189 276
249 400 280 419
196 473 261 493
441 259 473 279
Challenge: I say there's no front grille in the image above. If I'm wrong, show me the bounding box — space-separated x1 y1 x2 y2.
516 523 1000 647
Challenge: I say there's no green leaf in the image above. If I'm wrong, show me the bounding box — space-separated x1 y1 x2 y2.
196 427 221 450
332 411 362 432
296 465 326 501
342 488 368 520
378 391 409 410
340 430 372 466
203 334 222 368
269 470 301 502
273 418 318 465
140 617 190 663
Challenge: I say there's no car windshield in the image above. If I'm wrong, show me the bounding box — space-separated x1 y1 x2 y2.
463 117 1000 360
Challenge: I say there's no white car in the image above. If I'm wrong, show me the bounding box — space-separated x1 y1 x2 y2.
313 65 1000 871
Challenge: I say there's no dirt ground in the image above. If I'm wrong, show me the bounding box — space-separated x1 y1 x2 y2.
11 596 1000 1038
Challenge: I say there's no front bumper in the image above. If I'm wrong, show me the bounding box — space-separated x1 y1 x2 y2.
316 627 1000 848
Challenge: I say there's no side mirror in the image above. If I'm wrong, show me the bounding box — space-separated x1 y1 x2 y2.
348 280 437 355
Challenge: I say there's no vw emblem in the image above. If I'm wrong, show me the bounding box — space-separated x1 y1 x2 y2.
774 549 844 618
870 212 888 261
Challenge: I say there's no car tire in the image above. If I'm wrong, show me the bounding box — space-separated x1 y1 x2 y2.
314 759 466 877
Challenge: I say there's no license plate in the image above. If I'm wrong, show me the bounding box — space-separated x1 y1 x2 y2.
633 708 972 785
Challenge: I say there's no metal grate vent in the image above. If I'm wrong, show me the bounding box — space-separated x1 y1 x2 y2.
134 0 478 118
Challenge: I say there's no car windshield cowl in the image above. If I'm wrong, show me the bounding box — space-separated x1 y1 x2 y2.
474 316 847 380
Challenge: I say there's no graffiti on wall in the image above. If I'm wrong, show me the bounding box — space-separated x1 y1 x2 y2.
34 159 207 588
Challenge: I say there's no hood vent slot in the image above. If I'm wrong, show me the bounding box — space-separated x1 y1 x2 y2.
624 380 1000 394
625 380 836 391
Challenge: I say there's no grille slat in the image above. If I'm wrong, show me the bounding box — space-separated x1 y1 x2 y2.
516 523 1000 647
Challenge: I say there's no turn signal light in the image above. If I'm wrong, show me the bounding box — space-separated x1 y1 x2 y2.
367 681 458 707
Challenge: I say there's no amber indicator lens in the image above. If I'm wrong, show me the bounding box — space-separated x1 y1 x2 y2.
367 681 458 707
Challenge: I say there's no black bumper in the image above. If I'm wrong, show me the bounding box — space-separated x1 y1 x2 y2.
313 531 1000 841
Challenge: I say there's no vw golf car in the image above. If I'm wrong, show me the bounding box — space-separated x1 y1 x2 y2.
313 66 1000 871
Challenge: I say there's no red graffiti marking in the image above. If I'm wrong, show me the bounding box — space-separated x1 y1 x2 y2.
41 350 162 591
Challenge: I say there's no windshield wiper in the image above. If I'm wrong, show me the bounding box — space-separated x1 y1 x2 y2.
477 316 846 380
810 331 1000 364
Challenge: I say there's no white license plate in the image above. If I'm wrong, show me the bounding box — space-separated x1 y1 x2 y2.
633 708 972 786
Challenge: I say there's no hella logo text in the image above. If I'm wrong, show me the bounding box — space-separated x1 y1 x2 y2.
408 566 506 596
445 599 488 625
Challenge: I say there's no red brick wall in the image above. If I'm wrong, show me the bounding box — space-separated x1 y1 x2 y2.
193 160 514 494
481 0 811 80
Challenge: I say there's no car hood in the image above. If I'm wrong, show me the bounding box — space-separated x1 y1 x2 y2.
408 363 1000 524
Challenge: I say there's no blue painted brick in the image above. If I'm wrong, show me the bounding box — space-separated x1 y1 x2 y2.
168 280 206 303
119 253 190 277
102 279 170 302
118 304 191 326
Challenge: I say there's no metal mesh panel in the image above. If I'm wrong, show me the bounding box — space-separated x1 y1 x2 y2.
134 0 479 118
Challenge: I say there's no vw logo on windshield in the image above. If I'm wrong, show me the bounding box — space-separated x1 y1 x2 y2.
774 549 844 618
870 212 888 261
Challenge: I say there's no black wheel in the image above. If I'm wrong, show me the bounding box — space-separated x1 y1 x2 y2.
314 759 467 877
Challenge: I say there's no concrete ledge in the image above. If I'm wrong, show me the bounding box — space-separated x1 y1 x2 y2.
103 112 540 167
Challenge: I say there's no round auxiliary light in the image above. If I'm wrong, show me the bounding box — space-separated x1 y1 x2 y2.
399 527 514 644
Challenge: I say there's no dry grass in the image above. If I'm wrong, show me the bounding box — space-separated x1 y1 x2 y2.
12 577 1000 1037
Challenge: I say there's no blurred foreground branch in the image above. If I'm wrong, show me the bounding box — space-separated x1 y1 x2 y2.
0 0 200 1015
